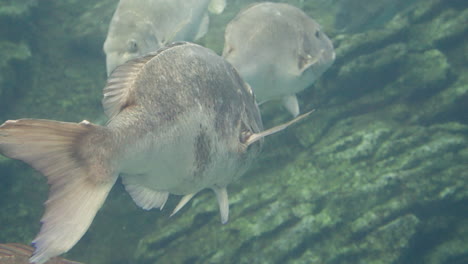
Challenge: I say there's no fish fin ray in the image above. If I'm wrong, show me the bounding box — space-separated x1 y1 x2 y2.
124 183 169 210
213 187 229 224
103 54 152 119
0 243 33 257
170 193 196 217
246 109 315 146
0 119 116 264
103 43 189 119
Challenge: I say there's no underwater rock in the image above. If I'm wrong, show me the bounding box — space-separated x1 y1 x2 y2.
132 0 468 263
69 0 118 56
333 0 419 33
0 0 466 263
0 41 31 120
0 0 37 17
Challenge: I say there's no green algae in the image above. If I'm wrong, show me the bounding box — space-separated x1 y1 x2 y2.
0 0 467 263
0 0 37 17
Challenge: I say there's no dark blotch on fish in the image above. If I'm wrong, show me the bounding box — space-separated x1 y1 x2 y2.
193 126 212 178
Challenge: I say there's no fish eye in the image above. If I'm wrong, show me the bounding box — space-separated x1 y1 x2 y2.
128 39 138 53
315 31 321 38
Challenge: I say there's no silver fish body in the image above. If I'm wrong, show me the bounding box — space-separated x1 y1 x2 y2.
0 42 311 263
103 0 226 75
106 42 264 196
223 2 335 116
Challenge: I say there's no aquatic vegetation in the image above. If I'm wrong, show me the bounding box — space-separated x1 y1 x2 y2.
0 0 466 263
0 0 37 17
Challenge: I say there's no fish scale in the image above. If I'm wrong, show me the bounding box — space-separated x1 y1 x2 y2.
103 0 227 76
0 42 312 263
223 2 335 117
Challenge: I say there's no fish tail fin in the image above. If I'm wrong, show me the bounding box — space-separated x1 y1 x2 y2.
0 119 117 264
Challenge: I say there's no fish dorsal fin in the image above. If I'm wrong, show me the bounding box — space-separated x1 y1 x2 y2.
246 109 315 146
103 42 189 119
102 52 157 119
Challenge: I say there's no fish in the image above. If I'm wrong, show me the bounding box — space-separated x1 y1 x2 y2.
0 42 312 263
103 0 226 75
223 2 335 117
0 243 82 264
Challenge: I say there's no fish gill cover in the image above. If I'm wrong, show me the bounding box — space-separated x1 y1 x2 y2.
0 0 467 263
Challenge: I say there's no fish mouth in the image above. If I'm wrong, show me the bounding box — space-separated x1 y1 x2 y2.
304 48 335 70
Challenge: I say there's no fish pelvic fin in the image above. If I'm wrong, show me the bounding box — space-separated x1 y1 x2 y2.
246 109 315 146
0 119 117 264
282 94 300 117
170 193 196 217
208 0 226 14
213 187 229 224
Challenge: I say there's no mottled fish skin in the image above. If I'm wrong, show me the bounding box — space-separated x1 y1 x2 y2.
103 0 226 75
223 2 335 117
0 42 311 263
0 42 257 263
0 243 82 264
110 42 264 195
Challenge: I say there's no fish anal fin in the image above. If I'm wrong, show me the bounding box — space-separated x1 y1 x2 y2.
124 183 169 210
0 119 116 264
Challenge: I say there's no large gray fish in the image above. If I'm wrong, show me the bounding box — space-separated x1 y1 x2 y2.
0 42 311 263
103 0 226 75
223 2 335 117
0 243 82 264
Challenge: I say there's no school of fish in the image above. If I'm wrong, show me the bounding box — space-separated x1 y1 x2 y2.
0 1 334 263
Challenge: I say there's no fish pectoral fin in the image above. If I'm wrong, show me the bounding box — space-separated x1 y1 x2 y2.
208 0 226 14
246 109 315 146
170 193 196 217
124 183 169 210
194 14 209 41
282 94 300 117
0 119 117 264
213 187 229 224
